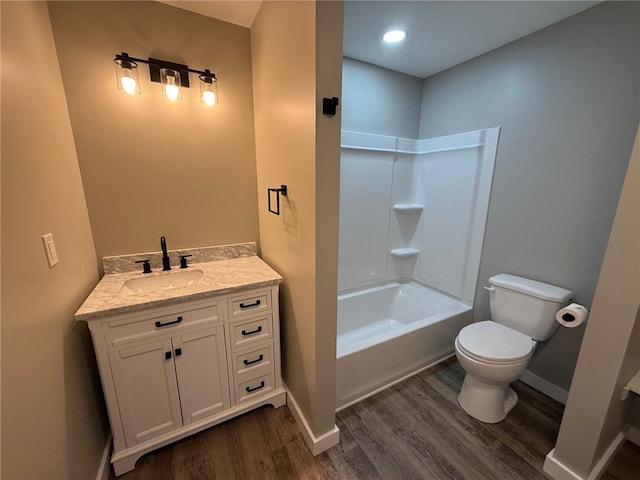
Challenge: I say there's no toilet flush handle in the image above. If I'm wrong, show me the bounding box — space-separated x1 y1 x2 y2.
483 286 495 293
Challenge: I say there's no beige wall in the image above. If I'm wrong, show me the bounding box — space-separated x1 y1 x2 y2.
1 2 109 479
552 126 640 478
251 0 317 427
1 5 343 479
47 1 259 261
314 1 343 433
251 0 342 436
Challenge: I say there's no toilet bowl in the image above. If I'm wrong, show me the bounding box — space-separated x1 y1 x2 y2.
455 321 535 423
454 274 572 423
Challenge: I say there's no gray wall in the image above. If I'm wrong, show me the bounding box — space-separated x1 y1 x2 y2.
419 1 639 390
342 57 423 138
552 129 639 478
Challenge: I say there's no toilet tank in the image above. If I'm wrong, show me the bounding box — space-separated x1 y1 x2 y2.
488 274 573 341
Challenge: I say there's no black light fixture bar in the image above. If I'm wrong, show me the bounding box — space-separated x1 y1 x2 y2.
114 52 217 88
148 58 190 87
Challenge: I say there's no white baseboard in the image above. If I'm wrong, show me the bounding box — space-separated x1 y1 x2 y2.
96 387 341 476
589 431 626 477
520 369 569 404
543 431 625 480
96 433 112 480
284 383 340 455
626 426 640 446
543 449 584 480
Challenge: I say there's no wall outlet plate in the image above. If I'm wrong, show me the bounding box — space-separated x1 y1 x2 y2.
42 233 59 268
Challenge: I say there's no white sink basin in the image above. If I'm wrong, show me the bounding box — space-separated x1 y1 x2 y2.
119 269 204 297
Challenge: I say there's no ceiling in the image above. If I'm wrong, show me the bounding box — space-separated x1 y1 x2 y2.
344 1 599 78
158 1 263 28
159 0 599 78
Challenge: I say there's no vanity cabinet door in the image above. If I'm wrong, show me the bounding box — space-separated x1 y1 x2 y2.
109 338 182 448
173 326 230 425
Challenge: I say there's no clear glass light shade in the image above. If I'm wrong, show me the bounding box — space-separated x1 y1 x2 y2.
200 75 218 106
114 60 141 95
160 68 182 101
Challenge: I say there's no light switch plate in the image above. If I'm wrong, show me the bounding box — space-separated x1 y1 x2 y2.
42 233 59 267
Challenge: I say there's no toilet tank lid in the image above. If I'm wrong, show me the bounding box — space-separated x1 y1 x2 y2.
489 274 572 302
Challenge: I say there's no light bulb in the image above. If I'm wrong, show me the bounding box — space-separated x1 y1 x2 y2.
120 69 138 95
164 75 180 101
165 84 179 101
202 89 216 106
199 72 218 107
383 29 407 44
115 57 140 95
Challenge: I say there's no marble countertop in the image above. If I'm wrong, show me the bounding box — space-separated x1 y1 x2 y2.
75 256 282 322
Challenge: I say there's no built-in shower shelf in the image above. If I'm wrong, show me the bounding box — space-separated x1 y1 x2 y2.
390 248 420 259
393 204 424 215
623 370 640 400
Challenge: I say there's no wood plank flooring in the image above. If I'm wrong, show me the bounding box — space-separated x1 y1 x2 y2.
110 358 640 479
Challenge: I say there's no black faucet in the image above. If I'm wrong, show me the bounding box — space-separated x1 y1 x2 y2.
160 236 171 271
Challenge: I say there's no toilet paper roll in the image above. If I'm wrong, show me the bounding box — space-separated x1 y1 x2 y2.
556 303 589 328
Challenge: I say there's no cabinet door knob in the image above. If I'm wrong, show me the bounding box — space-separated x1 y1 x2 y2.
174 348 182 357
165 351 172 360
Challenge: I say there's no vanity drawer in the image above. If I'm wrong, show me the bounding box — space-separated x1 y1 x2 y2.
232 343 274 381
105 302 221 347
227 290 271 319
228 315 272 350
236 373 274 404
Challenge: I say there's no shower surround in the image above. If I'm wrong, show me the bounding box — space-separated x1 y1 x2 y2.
336 127 500 409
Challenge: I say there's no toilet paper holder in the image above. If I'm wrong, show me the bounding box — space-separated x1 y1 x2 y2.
556 302 590 328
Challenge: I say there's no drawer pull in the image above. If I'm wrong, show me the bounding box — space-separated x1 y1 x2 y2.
245 381 265 393
241 326 262 336
240 299 261 309
243 354 264 366
155 316 183 328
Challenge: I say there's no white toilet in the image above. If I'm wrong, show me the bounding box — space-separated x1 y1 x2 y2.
455 274 572 423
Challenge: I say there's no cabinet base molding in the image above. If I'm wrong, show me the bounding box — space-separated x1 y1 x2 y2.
112 389 286 476
285 384 340 456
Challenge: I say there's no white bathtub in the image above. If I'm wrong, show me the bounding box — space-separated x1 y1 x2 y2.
336 281 472 409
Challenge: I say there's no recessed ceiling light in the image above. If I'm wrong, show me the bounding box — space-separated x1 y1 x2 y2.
383 29 407 44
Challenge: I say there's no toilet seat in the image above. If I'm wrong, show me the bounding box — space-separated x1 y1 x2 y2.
457 321 534 365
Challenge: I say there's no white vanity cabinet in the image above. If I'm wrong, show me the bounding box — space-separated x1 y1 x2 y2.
108 323 230 446
82 283 285 476
226 289 277 404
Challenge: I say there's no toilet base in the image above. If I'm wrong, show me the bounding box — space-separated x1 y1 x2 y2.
458 373 518 423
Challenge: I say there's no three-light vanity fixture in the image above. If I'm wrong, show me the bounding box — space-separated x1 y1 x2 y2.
114 52 218 106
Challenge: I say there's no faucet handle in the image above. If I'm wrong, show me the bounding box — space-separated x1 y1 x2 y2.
135 259 152 274
179 254 193 269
